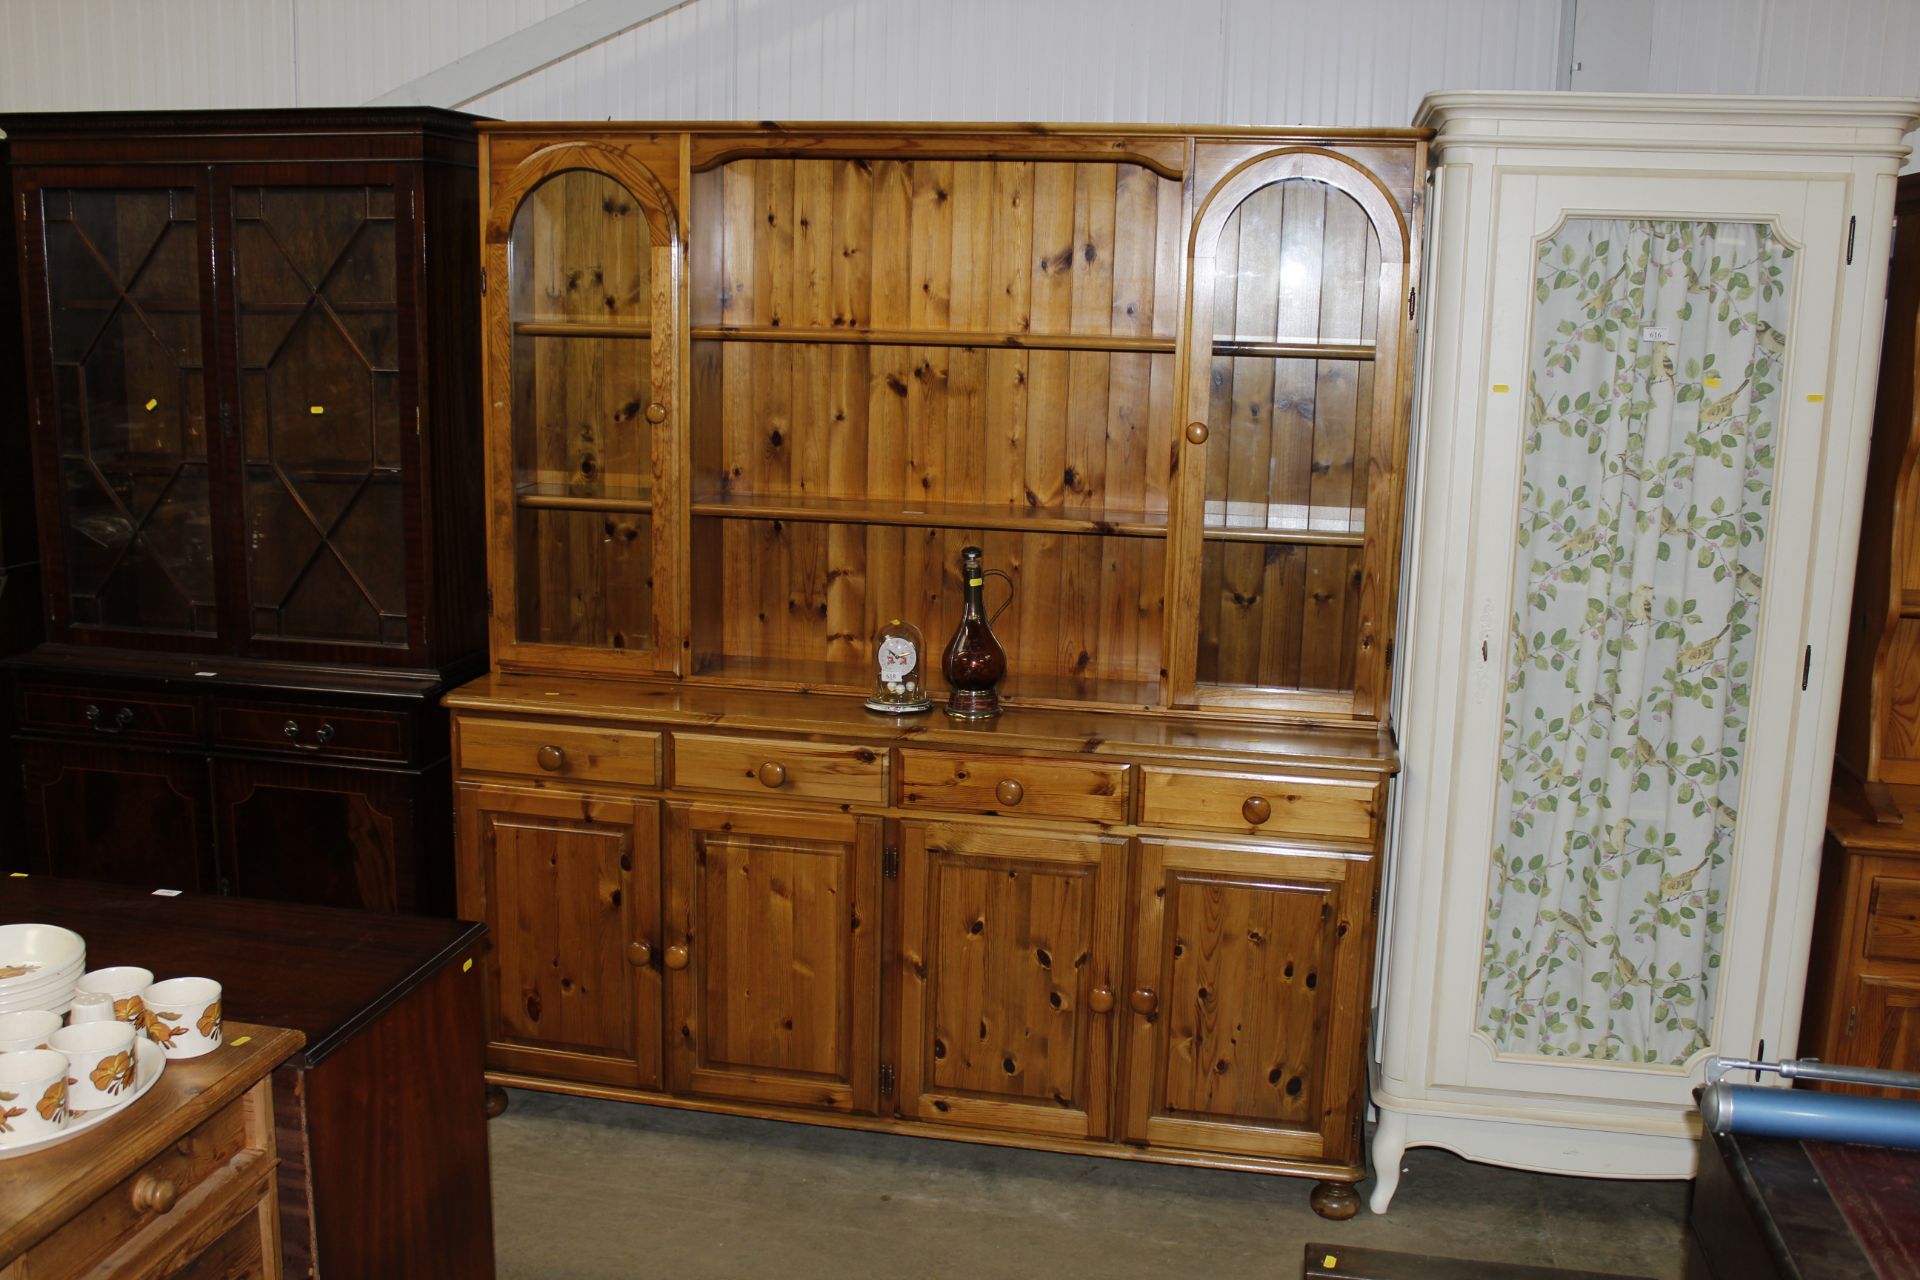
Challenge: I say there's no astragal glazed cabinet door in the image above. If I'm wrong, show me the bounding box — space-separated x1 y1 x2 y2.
894 821 1127 1141
483 143 682 676
458 784 663 1089
663 804 881 1113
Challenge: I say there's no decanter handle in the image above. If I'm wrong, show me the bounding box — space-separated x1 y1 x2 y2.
982 568 1014 624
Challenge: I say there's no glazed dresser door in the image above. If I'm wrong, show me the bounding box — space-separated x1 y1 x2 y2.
216 169 425 664
1427 170 1850 1112
18 175 227 651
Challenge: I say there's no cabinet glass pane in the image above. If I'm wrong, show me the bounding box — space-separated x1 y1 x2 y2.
234 185 407 647
43 188 214 635
1195 177 1378 693
1476 218 1794 1065
508 169 656 651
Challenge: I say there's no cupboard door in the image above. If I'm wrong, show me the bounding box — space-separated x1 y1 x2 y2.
895 821 1126 1141
212 756 425 913
225 174 419 659
663 804 880 1112
456 784 661 1089
19 738 212 891
24 179 224 648
1835 974 1920 1095
1122 837 1374 1164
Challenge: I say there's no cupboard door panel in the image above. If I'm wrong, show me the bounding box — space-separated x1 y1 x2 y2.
457 784 661 1088
664 804 880 1112
1122 837 1373 1163
1835 974 1920 1097
19 739 212 891
895 821 1125 1141
212 757 422 913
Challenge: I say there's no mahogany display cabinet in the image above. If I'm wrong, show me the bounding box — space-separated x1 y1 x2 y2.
1 109 485 912
451 122 1425 1217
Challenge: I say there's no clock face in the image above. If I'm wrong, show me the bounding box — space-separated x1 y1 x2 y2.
878 634 917 680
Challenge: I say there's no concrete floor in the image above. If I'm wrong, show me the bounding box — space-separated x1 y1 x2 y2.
489 1088 1692 1279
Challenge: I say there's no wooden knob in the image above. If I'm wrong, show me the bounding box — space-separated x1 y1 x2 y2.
664 944 690 971
757 761 788 788
1129 987 1158 1016
627 940 653 967
537 744 566 772
1088 986 1114 1014
131 1174 178 1215
644 402 667 424
994 778 1024 807
1242 795 1272 826
1185 421 1210 445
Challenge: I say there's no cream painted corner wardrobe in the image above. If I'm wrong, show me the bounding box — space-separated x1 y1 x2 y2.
1373 92 1920 1211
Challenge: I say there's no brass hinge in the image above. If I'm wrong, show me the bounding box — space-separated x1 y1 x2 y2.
879 1063 895 1095
1845 1006 1857 1043
1370 887 1379 917
479 267 489 295
883 846 900 879
486 585 495 613
1408 285 1417 321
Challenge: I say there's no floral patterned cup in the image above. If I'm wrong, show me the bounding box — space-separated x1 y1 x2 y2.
49 1021 137 1112
0 1048 70 1143
75 966 154 1030
142 978 221 1059
0 1009 62 1053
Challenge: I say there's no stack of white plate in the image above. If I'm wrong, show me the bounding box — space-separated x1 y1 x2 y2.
0 924 85 1017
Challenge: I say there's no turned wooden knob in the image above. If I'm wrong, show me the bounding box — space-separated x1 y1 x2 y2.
536 744 566 772
1129 987 1158 1016
1088 985 1115 1014
664 944 690 970
644 402 667 424
1185 421 1210 445
627 940 653 967
1242 795 1272 826
757 761 788 788
131 1174 178 1215
994 778 1024 807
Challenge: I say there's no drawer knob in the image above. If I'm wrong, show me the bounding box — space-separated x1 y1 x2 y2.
627 940 653 967
644 402 668 424
1088 985 1115 1014
537 745 567 772
664 944 690 971
757 761 788 788
1242 795 1272 826
994 778 1025 807
1129 987 1159 1017
1185 420 1210 445
131 1173 178 1215
85 704 134 734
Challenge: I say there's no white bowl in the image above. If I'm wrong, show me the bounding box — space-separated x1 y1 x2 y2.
0 925 84 988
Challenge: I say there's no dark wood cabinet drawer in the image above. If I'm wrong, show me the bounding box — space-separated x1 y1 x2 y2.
1139 766 1380 841
673 734 886 806
1866 877 1920 963
897 750 1130 824
212 700 410 763
16 683 203 745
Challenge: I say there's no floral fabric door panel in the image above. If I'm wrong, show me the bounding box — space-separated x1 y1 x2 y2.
1477 219 1794 1065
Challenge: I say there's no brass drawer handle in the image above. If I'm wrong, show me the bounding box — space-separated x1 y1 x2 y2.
994 778 1024 807
537 744 567 772
664 944 690 971
1185 420 1210 445
1242 795 1272 826
284 720 337 751
757 761 788 788
85 704 134 734
627 940 653 967
131 1173 178 1215
1088 985 1114 1014
1129 987 1158 1017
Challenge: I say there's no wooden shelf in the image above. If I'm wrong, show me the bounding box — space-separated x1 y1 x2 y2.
1211 339 1376 361
690 491 1168 538
1203 526 1365 548
690 324 1175 355
512 320 653 339
687 652 1163 711
514 483 652 514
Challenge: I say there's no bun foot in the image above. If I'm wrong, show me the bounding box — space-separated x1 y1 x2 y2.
485 1084 509 1118
1310 1179 1361 1220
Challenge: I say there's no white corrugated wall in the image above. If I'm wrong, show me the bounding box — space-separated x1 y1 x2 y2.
0 0 1913 129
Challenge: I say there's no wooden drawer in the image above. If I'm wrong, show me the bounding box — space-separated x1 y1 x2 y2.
1140 766 1379 841
673 734 886 806
1866 877 1920 963
21 1087 259 1277
457 717 661 788
16 683 202 746
897 750 1129 824
212 700 409 763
